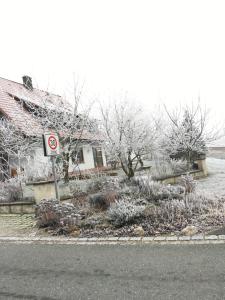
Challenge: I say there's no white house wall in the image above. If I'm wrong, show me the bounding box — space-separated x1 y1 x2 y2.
9 144 106 180
69 145 95 172
25 147 51 180
69 144 107 171
102 148 107 166
8 146 51 180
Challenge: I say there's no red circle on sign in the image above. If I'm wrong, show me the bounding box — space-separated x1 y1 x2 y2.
48 135 58 150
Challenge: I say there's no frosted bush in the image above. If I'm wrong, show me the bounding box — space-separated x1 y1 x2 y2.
148 191 225 227
133 175 184 201
180 174 196 194
86 174 119 193
169 159 188 174
35 198 81 228
185 191 225 214
150 159 174 179
149 157 189 180
0 182 8 202
86 175 106 193
108 198 145 226
118 183 139 199
155 199 187 224
0 178 23 203
89 191 118 210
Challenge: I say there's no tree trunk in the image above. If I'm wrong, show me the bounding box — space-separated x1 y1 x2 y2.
127 152 134 179
119 153 135 179
186 151 192 171
63 152 70 183
128 167 134 179
120 159 129 177
138 156 144 168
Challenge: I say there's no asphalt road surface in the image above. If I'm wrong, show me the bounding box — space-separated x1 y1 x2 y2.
0 243 225 300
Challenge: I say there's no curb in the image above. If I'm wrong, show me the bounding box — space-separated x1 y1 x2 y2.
0 235 225 245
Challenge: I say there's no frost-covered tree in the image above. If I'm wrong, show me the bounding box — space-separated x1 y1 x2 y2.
100 100 157 179
163 103 215 170
0 117 38 180
23 81 98 182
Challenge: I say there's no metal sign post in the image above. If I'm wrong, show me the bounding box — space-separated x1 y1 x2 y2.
43 132 60 200
51 156 60 200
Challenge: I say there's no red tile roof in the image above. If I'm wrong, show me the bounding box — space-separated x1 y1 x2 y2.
0 76 103 141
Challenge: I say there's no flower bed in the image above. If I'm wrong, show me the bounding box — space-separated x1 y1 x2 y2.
35 173 225 237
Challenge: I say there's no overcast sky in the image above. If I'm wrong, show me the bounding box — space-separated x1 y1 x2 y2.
1 0 225 126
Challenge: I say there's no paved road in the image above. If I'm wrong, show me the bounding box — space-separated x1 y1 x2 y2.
0 243 225 300
197 157 225 197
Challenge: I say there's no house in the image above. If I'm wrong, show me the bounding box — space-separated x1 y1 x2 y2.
0 76 106 180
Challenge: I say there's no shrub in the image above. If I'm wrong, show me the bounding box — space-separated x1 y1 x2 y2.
108 198 145 227
144 191 225 231
153 199 187 224
133 175 184 201
118 184 138 198
184 191 224 214
89 193 109 210
89 191 118 210
69 180 83 196
149 158 174 179
179 174 196 194
0 182 8 202
149 158 189 180
80 213 109 229
86 175 106 193
35 198 81 228
86 174 119 193
69 181 88 206
134 198 149 206
0 178 23 203
169 159 189 174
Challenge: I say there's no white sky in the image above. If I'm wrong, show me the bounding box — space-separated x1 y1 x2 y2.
1 0 225 127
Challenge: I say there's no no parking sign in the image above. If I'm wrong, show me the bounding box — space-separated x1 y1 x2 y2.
43 132 60 156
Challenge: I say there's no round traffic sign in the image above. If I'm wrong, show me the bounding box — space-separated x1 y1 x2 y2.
48 135 58 150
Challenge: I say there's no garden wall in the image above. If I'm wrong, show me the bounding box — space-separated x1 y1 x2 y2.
24 179 90 204
0 201 35 214
158 170 206 185
155 158 207 184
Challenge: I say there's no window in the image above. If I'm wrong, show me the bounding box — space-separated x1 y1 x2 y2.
92 147 104 168
72 148 84 164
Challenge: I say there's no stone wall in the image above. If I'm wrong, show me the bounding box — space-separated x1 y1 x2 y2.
158 170 206 185
0 201 35 214
195 159 208 176
24 179 90 204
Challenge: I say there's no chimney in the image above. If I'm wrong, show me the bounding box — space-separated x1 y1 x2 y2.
22 75 33 90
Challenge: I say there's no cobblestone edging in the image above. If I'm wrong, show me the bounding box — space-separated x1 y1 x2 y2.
0 234 225 245
0 214 34 230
